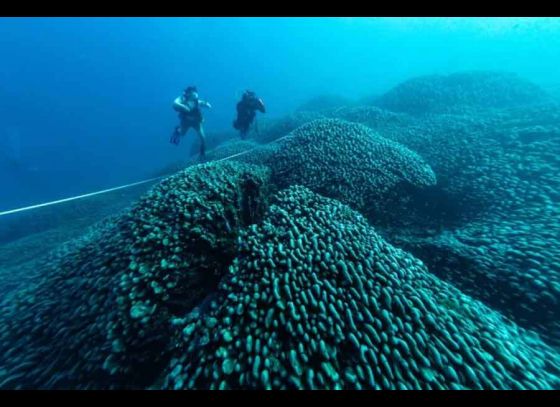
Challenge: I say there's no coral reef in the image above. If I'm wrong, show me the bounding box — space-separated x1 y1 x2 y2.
260 119 436 219
388 204 560 347
106 161 270 384
368 104 560 341
0 161 270 389
1 71 559 390
0 218 129 389
377 71 551 115
265 78 560 348
162 186 560 390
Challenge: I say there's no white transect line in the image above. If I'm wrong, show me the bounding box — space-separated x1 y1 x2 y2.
0 135 291 218
0 176 165 217
213 148 254 162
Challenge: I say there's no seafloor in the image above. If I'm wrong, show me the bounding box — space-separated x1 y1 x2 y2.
0 71 559 390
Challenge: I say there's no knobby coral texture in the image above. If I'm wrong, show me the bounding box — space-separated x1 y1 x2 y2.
0 71 559 389
163 186 560 390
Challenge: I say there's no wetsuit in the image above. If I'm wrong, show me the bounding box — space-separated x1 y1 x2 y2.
233 95 265 139
171 93 211 157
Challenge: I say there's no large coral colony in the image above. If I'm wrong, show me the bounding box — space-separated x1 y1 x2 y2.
1 71 560 390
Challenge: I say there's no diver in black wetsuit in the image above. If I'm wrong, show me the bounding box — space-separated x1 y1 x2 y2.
170 86 212 158
233 90 266 139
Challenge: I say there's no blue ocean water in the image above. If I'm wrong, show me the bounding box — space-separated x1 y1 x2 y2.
0 17 560 390
1 17 559 211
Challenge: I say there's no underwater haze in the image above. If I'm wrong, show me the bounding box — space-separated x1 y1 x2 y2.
1 17 560 211
1 17 560 390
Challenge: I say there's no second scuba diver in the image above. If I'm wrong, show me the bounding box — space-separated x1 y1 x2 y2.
233 90 265 139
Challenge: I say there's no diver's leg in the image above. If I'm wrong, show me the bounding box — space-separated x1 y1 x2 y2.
171 119 189 145
240 120 251 140
170 125 181 144
196 123 206 157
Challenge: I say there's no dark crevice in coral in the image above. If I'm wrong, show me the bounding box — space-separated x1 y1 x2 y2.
121 166 274 389
239 174 269 226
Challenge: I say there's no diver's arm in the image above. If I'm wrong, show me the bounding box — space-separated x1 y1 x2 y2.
173 97 191 113
257 98 266 113
199 100 212 109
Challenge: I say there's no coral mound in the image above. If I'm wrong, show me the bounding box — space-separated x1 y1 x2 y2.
163 186 560 390
390 205 560 346
266 119 436 216
0 161 270 389
378 71 550 115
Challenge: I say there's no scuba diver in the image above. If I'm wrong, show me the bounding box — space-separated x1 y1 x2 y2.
170 86 212 157
233 90 265 139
